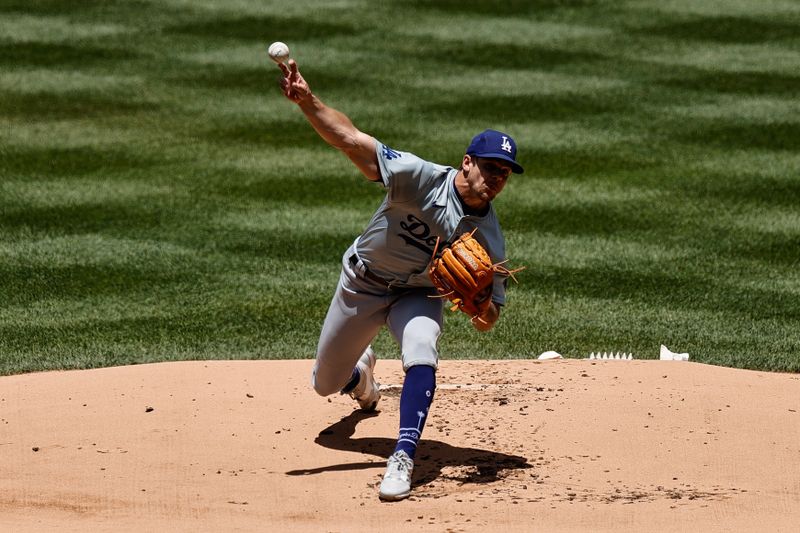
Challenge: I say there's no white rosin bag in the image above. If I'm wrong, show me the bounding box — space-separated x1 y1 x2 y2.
660 344 689 361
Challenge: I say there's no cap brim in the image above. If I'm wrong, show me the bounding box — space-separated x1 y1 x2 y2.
471 151 524 174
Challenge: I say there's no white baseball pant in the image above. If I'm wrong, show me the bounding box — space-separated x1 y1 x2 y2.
312 244 442 396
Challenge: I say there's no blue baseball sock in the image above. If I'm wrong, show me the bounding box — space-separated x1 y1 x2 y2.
393 365 436 460
340 367 360 394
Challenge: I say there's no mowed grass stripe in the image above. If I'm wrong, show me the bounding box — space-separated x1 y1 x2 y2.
0 0 798 374
1 146 166 178
0 41 140 68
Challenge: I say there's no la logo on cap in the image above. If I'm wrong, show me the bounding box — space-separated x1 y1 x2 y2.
465 129 524 174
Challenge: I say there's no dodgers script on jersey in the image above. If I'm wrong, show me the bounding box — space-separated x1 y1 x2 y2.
353 141 508 305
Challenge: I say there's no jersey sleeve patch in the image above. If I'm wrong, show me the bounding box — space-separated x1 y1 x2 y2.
381 144 402 161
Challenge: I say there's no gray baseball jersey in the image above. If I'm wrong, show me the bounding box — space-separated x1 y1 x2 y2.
354 140 508 305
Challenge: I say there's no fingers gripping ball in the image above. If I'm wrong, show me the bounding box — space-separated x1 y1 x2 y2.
429 230 523 320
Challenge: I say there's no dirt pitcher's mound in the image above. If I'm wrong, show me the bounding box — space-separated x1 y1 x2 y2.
0 359 798 532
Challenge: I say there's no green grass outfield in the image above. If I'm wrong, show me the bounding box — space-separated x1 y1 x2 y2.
1 0 799 374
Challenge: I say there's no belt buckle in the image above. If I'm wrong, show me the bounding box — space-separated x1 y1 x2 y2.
349 254 368 279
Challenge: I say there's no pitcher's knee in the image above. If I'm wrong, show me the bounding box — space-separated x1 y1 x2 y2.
400 319 439 371
313 380 337 397
311 366 343 397
401 340 438 371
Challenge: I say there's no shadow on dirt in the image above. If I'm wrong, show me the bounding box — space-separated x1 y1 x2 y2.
285 410 532 488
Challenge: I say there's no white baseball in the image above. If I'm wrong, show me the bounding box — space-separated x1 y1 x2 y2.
268 41 290 63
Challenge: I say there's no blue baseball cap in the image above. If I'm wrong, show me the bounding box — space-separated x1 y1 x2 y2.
466 129 524 174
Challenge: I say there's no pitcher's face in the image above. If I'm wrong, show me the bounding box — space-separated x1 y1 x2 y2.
466 156 512 203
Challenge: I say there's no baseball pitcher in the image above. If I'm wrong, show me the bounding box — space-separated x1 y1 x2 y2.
276 58 523 501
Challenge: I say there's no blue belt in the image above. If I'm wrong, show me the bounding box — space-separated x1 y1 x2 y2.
348 254 391 287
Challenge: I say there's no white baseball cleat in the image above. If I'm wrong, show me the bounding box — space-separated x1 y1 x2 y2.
379 450 414 501
349 346 381 411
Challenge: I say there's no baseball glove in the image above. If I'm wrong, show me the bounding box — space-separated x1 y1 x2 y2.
428 229 523 321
